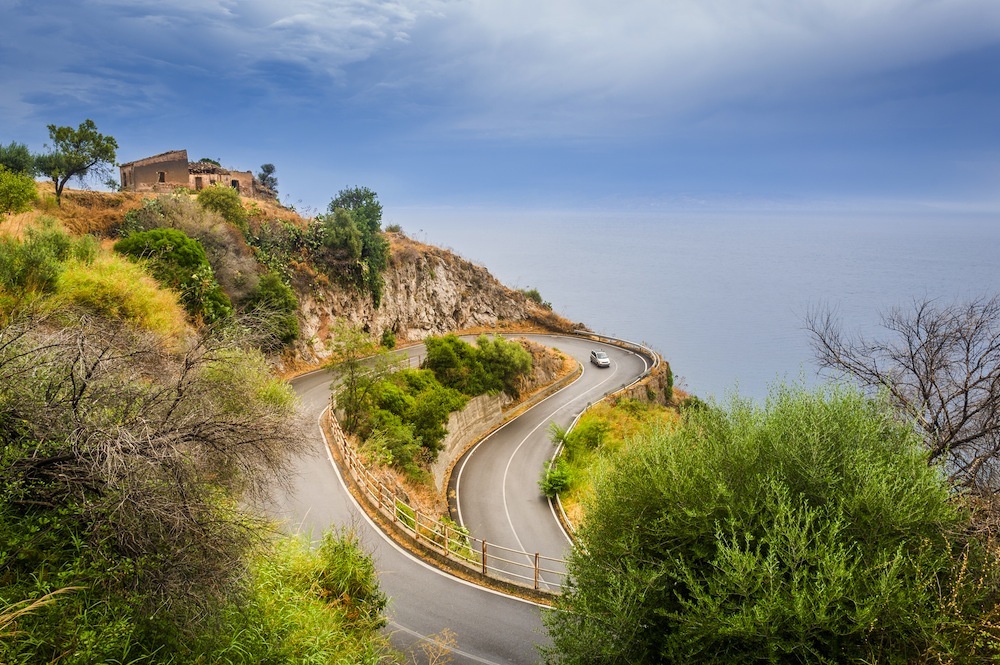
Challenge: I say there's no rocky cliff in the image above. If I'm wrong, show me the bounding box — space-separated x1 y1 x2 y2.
289 232 572 367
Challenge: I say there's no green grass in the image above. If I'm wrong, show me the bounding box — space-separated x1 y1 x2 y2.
54 252 189 343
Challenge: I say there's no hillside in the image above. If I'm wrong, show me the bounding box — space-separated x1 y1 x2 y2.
4 183 579 372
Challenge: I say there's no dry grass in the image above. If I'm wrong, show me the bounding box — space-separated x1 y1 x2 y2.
53 252 190 346
28 181 148 235
17 182 309 238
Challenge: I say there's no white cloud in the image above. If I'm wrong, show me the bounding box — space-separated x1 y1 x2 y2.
2 0 998 138
398 0 1000 135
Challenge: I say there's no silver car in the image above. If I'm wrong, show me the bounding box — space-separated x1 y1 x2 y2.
590 350 610 367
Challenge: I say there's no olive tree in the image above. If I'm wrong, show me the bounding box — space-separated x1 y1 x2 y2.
34 119 117 204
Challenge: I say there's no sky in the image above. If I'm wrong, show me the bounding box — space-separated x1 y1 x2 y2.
2 0 1000 214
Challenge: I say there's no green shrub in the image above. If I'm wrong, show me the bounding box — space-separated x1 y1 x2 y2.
196 183 248 232
545 384 999 664
123 195 260 305
0 219 77 304
246 272 299 346
316 528 388 630
380 328 396 349
539 458 572 498
423 334 532 397
367 368 467 461
115 227 232 323
0 166 38 214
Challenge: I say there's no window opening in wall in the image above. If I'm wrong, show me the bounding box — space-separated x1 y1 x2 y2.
231 179 240 192
157 171 166 183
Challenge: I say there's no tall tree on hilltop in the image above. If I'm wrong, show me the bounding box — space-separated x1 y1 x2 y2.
328 186 389 307
35 119 117 205
257 163 278 193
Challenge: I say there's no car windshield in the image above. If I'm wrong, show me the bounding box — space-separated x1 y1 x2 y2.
595 352 608 359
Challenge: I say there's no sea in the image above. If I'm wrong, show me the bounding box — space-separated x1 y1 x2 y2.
390 204 1000 403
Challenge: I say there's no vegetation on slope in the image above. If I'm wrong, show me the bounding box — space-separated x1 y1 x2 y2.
332 327 533 480
0 213 395 660
545 384 1000 664
539 399 676 518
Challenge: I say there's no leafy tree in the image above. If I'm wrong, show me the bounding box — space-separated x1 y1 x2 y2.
35 119 117 204
0 141 36 175
319 207 363 262
257 163 278 193
0 166 37 215
330 186 383 236
327 321 401 435
115 227 233 322
544 384 999 664
328 186 389 306
807 297 1000 492
197 157 221 166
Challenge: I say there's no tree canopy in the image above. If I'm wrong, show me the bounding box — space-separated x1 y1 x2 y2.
257 163 278 193
35 119 118 204
327 187 389 306
0 141 36 175
545 384 1000 664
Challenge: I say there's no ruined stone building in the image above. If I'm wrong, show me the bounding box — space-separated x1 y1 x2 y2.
118 149 275 200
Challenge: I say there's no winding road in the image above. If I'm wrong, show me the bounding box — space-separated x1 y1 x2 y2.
267 335 649 664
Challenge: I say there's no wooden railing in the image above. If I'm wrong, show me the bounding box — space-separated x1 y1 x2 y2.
325 412 567 594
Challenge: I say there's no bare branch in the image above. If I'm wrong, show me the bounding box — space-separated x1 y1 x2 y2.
807 296 1000 492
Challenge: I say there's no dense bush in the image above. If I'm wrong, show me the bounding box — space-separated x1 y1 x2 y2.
0 314 308 663
120 194 261 306
196 183 248 232
0 219 99 312
538 458 571 498
363 368 468 472
0 166 37 215
245 271 299 347
545 384 1000 664
423 334 532 397
115 227 232 323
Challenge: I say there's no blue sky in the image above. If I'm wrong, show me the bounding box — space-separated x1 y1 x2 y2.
2 0 999 213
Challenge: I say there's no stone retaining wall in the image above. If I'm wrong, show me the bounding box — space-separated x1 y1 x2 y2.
429 393 508 494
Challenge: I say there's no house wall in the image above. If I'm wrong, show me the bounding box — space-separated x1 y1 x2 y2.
188 170 255 195
121 154 189 192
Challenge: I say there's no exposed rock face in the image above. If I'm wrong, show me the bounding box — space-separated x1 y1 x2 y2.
291 234 531 365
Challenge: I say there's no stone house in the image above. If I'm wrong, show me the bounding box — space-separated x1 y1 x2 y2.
118 149 275 200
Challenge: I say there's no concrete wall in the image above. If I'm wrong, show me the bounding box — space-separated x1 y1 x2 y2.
430 393 507 494
121 155 189 191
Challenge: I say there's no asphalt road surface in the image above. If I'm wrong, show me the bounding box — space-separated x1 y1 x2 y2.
267 336 649 664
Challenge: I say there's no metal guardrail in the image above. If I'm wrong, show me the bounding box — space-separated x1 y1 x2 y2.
326 412 567 593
